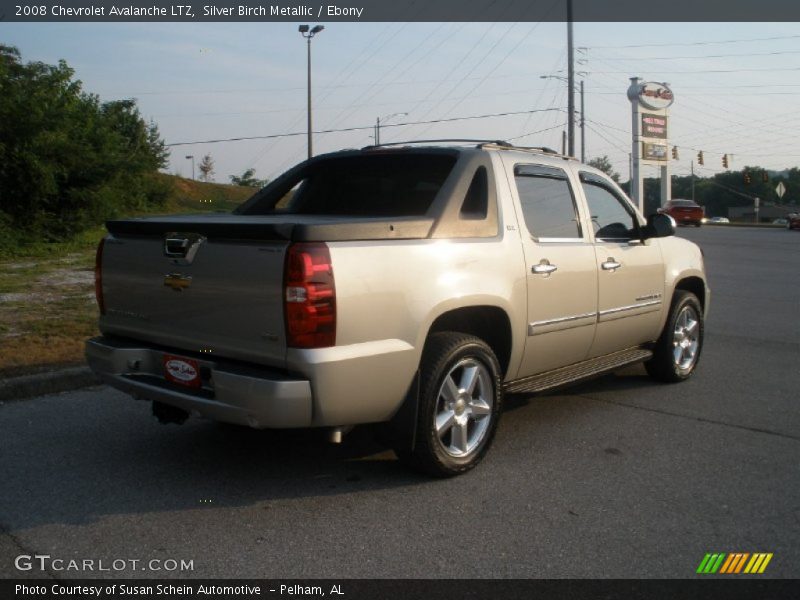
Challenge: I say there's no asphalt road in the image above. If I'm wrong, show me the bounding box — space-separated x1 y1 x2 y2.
1 226 798 579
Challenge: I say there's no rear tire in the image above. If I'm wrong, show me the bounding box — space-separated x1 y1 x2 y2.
645 291 704 383
396 332 503 477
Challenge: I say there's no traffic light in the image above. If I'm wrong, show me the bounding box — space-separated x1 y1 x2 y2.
722 154 728 169
697 151 704 165
762 171 769 183
744 171 752 185
672 146 679 160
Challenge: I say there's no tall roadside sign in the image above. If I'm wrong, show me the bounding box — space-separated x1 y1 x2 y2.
627 78 674 213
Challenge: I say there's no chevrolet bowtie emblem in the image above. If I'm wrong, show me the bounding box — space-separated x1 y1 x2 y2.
164 273 192 291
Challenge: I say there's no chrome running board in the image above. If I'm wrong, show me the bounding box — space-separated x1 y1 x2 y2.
504 347 653 395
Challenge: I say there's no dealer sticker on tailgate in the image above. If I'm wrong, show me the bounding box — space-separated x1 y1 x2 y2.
163 354 201 388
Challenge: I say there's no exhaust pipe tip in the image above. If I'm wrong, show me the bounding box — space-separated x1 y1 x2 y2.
328 426 353 444
152 401 190 425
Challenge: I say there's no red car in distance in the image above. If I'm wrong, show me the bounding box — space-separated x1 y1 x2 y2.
788 213 800 230
659 199 704 227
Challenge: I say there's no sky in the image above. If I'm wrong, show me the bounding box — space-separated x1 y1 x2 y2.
3 20 800 186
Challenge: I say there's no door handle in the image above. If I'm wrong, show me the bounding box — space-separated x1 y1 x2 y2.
601 258 621 271
532 261 558 275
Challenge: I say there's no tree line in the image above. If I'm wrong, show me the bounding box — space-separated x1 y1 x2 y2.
0 45 169 250
588 156 799 217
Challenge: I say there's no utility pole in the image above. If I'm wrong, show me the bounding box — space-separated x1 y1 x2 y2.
566 0 575 157
628 153 632 185
580 79 585 163
374 112 407 146
691 160 695 203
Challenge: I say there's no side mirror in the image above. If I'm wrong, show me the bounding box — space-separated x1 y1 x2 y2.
643 213 675 239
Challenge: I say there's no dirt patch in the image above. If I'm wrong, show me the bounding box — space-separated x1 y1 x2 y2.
43 268 94 287
0 248 99 376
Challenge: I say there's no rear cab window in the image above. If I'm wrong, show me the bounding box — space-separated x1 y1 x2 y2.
238 153 457 217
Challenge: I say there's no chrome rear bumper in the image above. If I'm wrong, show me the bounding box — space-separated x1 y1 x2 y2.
85 336 313 428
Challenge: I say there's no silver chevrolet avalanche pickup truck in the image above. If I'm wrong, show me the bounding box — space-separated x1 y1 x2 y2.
86 141 709 476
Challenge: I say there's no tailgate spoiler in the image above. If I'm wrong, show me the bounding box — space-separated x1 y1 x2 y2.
105 215 435 242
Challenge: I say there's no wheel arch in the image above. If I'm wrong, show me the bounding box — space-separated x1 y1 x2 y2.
426 305 513 378
674 275 706 312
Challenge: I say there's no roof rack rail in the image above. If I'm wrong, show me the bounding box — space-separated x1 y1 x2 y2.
362 139 513 150
509 145 559 154
481 142 578 160
360 139 578 160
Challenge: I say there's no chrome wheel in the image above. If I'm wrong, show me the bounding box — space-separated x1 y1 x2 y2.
398 332 503 477
434 358 493 457
672 305 700 370
646 291 704 383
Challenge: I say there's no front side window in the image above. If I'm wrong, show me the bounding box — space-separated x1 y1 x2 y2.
580 175 639 241
514 164 581 240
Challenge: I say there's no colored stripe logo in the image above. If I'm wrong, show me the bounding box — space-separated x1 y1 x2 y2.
697 553 773 574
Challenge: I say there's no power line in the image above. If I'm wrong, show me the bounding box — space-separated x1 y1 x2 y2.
165 108 564 147
409 22 521 137
243 14 420 175
585 34 800 49
595 49 800 61
390 24 503 135
585 67 800 74
507 122 568 142
584 122 628 155
585 54 800 168
322 22 451 133
153 85 567 120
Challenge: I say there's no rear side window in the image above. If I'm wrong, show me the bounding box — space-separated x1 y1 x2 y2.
460 167 489 220
242 154 457 217
514 164 581 239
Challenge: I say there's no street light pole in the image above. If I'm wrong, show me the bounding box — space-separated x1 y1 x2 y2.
299 25 324 160
185 155 195 180
306 34 312 158
375 112 408 145
566 0 575 157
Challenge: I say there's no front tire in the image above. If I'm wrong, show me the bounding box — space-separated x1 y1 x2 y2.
645 291 704 383
396 332 503 477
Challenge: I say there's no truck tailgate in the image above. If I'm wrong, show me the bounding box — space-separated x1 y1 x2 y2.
100 229 289 368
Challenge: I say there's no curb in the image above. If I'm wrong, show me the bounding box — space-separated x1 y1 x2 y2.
0 366 100 402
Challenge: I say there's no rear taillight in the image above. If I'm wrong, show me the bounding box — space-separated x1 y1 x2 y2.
94 238 105 315
284 242 336 348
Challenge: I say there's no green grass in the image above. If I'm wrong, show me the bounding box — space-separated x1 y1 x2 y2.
161 173 256 213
